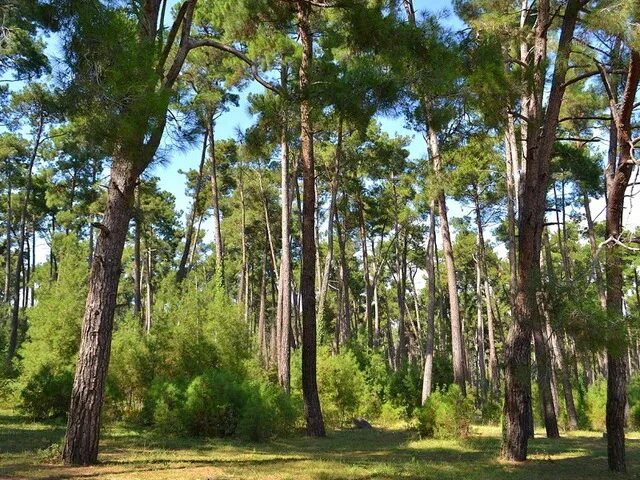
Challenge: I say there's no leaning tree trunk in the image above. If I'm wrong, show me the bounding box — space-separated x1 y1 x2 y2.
426 123 465 394
209 123 224 276
297 0 325 437
4 172 11 304
176 130 207 283
63 155 138 465
7 114 41 367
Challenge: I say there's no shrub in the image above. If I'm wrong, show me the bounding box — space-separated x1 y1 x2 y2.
377 401 405 427
630 403 640 431
415 385 474 439
237 382 300 441
19 364 73 420
584 380 607 430
315 348 371 428
182 369 246 437
479 398 502 425
387 363 422 416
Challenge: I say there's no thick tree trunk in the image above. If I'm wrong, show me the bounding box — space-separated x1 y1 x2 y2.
297 0 325 437
603 49 640 473
502 0 579 460
176 130 207 283
63 155 137 465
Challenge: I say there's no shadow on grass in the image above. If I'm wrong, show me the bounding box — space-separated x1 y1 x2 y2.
1 413 639 479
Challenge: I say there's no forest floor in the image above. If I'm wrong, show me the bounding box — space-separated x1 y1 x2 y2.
1 409 640 480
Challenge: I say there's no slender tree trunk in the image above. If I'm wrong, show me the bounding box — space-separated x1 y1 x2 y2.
7 114 42 366
144 247 153 333
317 121 341 325
133 184 142 317
63 154 138 465
298 0 325 437
583 192 607 309
336 192 351 346
421 204 437 403
176 130 207 282
258 244 268 365
357 192 373 347
277 118 292 392
209 123 224 275
426 125 465 393
4 174 11 303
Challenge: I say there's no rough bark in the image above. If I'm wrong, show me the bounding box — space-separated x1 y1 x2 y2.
602 49 640 474
63 155 138 465
297 0 325 437
502 0 580 461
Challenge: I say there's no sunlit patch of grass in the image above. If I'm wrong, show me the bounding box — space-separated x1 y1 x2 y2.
1 409 640 479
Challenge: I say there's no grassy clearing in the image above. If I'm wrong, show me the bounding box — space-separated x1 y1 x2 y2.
1 410 639 479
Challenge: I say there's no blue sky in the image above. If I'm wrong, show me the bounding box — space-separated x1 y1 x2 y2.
153 0 465 222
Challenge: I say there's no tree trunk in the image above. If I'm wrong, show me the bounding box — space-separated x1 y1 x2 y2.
357 192 373 347
176 129 207 283
7 114 42 366
258 244 268 365
317 121 341 326
502 0 580 460
4 174 11 303
298 0 325 437
277 119 292 392
63 155 138 465
421 203 437 403
133 184 142 316
603 49 640 473
209 123 224 276
335 191 351 347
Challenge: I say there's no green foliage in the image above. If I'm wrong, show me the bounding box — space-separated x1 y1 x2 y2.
17 237 87 419
19 365 73 420
147 369 300 441
584 380 607 431
415 385 474 439
314 347 374 428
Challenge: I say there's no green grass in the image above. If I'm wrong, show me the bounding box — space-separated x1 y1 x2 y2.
1 409 639 479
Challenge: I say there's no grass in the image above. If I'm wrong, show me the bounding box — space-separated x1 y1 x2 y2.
1 409 639 479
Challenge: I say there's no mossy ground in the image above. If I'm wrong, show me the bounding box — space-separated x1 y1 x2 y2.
1 409 639 479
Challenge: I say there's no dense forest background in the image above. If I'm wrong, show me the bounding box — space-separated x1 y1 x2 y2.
1 0 639 474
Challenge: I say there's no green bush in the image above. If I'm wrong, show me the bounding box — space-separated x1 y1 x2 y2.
630 403 640 431
377 401 405 426
19 364 73 420
153 368 301 441
182 369 247 437
237 381 300 441
415 385 474 439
